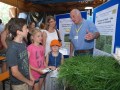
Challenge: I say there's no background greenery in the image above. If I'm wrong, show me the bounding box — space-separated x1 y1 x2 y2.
0 2 11 24
58 56 120 90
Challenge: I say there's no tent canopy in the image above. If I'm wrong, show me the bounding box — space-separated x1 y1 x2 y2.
0 0 107 13
25 0 93 4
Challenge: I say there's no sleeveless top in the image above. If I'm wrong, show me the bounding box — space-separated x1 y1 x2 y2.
45 30 58 56
6 33 13 46
0 33 12 54
48 52 62 68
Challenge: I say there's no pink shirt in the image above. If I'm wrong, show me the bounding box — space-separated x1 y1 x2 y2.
27 44 45 79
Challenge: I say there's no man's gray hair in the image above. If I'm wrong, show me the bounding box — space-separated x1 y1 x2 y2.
72 9 80 15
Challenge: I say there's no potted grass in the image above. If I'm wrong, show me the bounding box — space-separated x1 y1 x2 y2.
58 56 120 90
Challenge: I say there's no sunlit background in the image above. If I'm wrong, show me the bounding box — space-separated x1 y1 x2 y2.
0 2 12 24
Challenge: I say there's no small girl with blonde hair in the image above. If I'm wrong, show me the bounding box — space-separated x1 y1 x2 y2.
27 29 46 90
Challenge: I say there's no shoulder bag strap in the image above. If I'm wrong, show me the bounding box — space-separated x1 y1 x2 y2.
56 29 62 42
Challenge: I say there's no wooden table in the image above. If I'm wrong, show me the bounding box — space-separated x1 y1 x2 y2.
0 56 9 82
0 56 10 90
0 56 6 61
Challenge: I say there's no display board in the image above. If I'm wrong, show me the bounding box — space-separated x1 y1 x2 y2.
93 0 120 56
56 12 87 29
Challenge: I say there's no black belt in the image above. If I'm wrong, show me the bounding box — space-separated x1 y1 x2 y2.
75 48 93 53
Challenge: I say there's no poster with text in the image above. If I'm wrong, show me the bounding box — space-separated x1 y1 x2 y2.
95 4 118 55
59 18 73 55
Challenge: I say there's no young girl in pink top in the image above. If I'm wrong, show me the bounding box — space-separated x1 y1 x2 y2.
27 29 46 90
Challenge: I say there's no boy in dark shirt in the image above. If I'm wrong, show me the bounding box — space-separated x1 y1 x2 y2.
6 18 34 90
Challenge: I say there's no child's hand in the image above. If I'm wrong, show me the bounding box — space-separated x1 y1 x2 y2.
42 68 51 73
38 68 46 74
49 66 56 70
56 67 60 71
27 80 34 86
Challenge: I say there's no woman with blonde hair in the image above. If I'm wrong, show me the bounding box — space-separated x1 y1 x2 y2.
43 16 61 56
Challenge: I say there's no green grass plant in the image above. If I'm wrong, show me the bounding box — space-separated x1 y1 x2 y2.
58 56 120 90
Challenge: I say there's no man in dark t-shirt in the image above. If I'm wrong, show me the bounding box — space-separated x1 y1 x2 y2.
6 18 34 90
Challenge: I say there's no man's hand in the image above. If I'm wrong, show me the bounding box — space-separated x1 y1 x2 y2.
85 30 95 40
